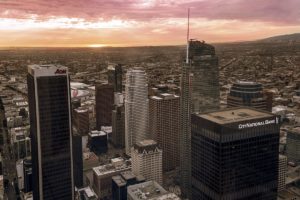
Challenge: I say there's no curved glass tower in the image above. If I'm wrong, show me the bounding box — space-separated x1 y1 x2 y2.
125 69 149 155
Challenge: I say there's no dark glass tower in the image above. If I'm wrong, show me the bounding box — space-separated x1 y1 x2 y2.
27 65 74 200
191 108 279 200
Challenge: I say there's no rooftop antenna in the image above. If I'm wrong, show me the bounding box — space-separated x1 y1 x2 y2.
186 8 190 64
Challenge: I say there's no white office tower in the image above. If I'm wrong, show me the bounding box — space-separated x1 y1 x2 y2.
131 140 162 185
278 154 287 191
125 69 149 155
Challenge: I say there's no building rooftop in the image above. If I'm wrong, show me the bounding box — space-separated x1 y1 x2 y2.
120 170 136 181
89 130 106 137
199 108 274 125
28 64 68 77
127 181 168 200
112 175 126 187
93 158 131 177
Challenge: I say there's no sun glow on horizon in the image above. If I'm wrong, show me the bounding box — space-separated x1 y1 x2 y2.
87 44 108 48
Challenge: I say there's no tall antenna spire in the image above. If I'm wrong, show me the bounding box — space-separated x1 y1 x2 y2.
186 8 190 64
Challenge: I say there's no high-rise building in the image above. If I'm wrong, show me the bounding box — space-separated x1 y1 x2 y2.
27 64 74 200
278 155 287 191
180 40 220 197
108 64 123 93
125 69 149 155
95 83 114 129
73 107 89 135
227 81 271 111
131 140 162 185
149 93 180 171
286 127 300 164
191 108 280 200
73 133 83 188
127 181 180 200
112 105 125 148
23 158 32 193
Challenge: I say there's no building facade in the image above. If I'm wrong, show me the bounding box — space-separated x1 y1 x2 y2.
125 69 149 155
27 64 74 200
95 83 114 129
73 107 89 135
286 127 300 164
278 154 287 191
131 140 162 185
180 40 220 197
112 105 125 148
149 93 180 171
227 81 271 111
191 108 280 200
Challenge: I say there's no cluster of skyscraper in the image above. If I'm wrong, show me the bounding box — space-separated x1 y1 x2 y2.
25 39 281 200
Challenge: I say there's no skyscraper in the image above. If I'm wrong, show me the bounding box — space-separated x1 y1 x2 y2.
227 81 271 111
27 64 74 200
131 140 163 185
95 83 114 129
112 105 125 148
149 93 180 171
125 69 149 155
286 127 300 164
191 108 279 200
180 40 220 197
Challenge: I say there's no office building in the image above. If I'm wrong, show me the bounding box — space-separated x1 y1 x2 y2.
73 107 89 135
286 127 300 164
227 81 271 111
278 155 287 191
108 64 123 93
149 93 180 171
125 69 149 155
88 130 108 155
127 181 180 200
27 64 74 200
131 140 162 185
95 83 114 129
23 158 32 193
191 108 280 200
180 40 220 197
73 133 83 188
112 171 145 200
11 127 31 160
92 158 131 199
112 105 125 148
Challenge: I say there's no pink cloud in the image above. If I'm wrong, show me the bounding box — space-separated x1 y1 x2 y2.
0 0 299 25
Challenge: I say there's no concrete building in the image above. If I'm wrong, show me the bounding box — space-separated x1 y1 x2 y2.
112 105 125 148
125 69 149 155
95 83 114 129
76 186 98 200
108 64 123 93
127 181 180 200
278 155 287 191
11 127 31 160
227 81 272 111
27 64 74 200
286 127 300 164
149 93 180 171
191 108 280 200
73 107 89 135
131 140 162 185
92 158 131 199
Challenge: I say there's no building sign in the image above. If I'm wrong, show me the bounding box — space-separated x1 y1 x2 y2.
55 69 67 74
238 117 279 129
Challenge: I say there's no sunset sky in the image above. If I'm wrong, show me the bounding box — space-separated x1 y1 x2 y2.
0 0 300 47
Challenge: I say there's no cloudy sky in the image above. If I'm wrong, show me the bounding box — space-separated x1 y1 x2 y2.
0 0 299 47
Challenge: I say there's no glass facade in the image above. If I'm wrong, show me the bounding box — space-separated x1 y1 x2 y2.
27 66 74 200
191 110 279 200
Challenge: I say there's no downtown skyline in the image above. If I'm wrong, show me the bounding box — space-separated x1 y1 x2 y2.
0 0 300 47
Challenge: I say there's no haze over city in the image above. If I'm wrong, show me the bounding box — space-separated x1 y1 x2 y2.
0 0 300 47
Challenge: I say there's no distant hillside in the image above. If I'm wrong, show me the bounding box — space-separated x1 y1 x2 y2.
258 33 300 42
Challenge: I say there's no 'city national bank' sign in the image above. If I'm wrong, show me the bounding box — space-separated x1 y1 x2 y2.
238 118 279 129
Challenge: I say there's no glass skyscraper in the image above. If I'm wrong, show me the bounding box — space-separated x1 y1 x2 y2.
191 108 279 200
27 65 74 200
